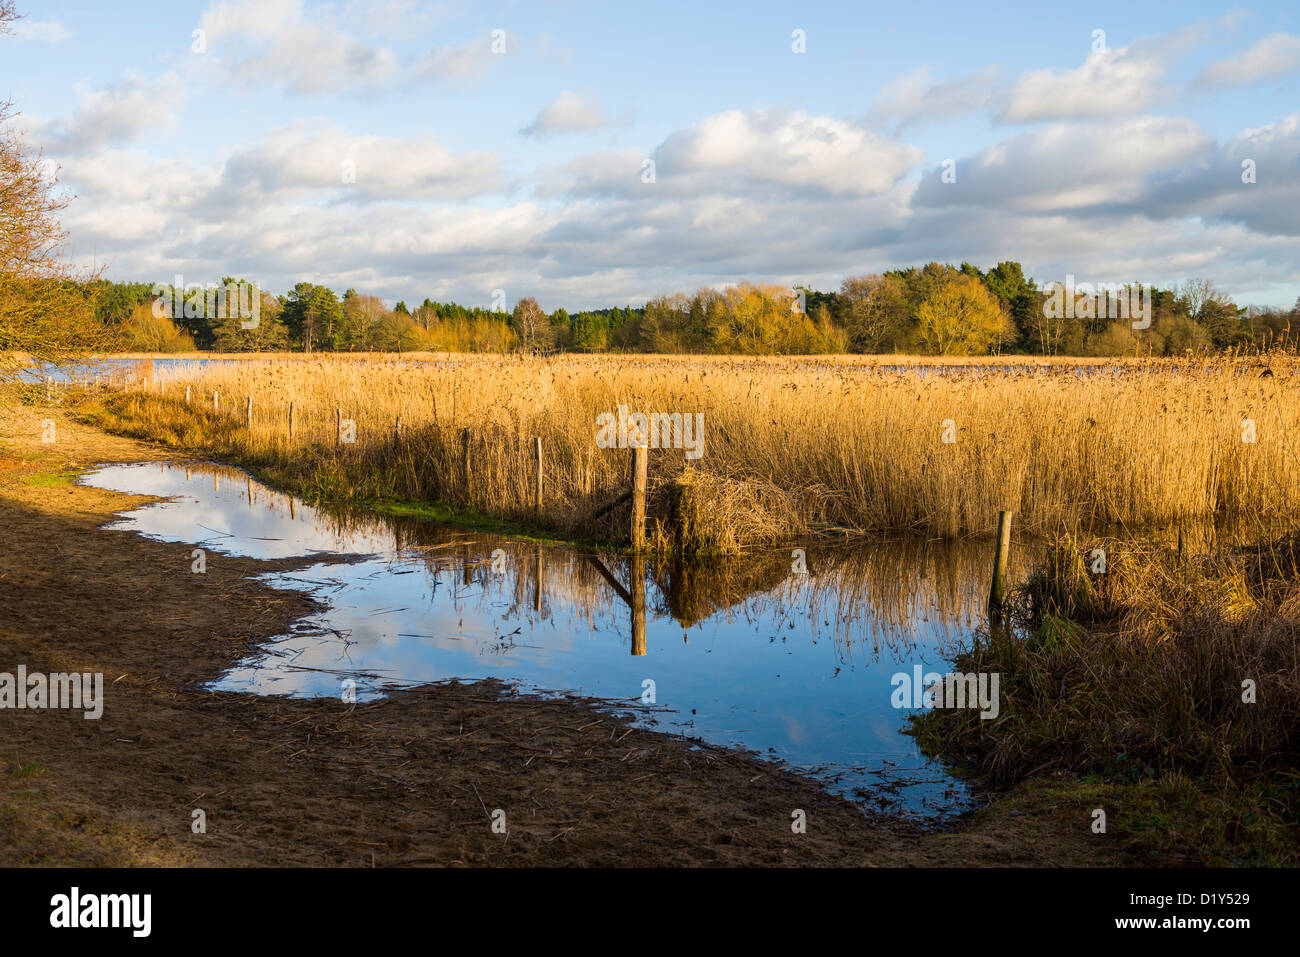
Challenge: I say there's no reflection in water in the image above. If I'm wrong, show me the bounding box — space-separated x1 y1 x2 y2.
80 461 1043 817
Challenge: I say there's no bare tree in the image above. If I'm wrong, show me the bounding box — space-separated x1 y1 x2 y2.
839 274 909 352
511 297 551 351
1 7 113 381
0 2 20 35
1177 278 1230 320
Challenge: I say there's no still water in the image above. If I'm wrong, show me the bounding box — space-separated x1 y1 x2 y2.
25 355 1137 384
80 461 1029 818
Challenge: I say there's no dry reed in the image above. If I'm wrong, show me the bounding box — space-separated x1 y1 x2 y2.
83 353 1300 554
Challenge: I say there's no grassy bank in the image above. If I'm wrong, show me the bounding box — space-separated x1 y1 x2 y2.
912 534 1300 864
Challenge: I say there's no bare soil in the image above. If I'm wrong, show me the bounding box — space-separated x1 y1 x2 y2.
0 404 1123 866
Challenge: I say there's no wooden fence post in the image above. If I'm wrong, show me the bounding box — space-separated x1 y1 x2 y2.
631 557 646 656
288 402 295 440
185 385 191 404
988 510 1013 612
461 428 471 501
534 545 543 613
213 390 219 413
534 436 543 513
246 395 253 430
336 408 342 446
631 443 648 551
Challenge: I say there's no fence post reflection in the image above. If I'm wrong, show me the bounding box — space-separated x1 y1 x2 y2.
631 557 646 657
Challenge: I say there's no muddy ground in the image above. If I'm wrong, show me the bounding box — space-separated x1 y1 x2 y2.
0 405 1122 866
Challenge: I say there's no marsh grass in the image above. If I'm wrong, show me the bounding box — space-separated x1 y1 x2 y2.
77 352 1300 555
912 532 1300 863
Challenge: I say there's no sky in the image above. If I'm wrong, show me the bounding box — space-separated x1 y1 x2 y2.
2 0 1299 311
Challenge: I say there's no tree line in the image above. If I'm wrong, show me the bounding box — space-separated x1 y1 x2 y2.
89 263 1298 357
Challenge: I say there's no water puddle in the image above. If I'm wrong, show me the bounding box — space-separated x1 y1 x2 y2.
81 461 1031 819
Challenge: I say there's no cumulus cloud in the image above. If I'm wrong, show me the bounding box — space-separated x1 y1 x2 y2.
997 21 1223 124
868 65 1001 130
1196 33 1300 88
1140 112 1300 237
538 110 921 203
999 46 1166 123
914 116 1214 213
654 109 922 197
219 123 505 201
520 91 606 137
48 100 1298 311
36 73 186 155
538 149 652 199
198 0 399 94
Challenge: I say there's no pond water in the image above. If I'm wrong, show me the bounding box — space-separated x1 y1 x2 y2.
79 460 1034 819
18 356 255 384
22 354 1174 386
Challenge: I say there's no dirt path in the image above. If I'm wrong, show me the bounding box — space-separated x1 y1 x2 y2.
0 405 1123 866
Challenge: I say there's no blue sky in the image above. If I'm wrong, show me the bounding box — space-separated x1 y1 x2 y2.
4 0 1299 310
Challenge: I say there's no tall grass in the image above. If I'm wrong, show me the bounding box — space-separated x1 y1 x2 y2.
83 353 1300 554
910 531 1300 863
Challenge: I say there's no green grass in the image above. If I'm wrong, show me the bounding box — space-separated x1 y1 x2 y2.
369 498 624 551
1012 771 1300 866
910 533 1300 866
21 468 89 487
7 762 47 779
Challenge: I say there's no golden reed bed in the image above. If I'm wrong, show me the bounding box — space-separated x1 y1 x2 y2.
90 353 1300 554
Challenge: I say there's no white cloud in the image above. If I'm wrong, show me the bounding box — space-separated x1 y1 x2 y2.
915 116 1213 212
521 91 607 137
654 109 922 197
415 39 501 82
49 100 1298 311
999 46 1165 123
37 73 186 155
11 18 69 43
220 123 505 201
1196 33 1300 88
997 21 1223 124
539 149 648 199
868 65 1001 129
1142 112 1300 237
198 0 399 94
